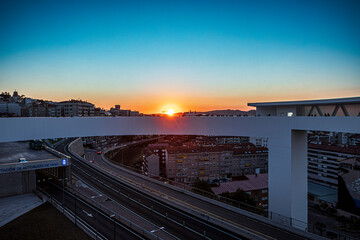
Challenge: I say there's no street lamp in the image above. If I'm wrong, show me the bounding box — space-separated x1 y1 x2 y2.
47 178 53 204
91 194 103 199
150 226 164 233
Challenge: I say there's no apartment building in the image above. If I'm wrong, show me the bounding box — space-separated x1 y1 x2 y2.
146 143 169 177
231 145 268 176
165 143 268 184
166 146 233 183
28 100 57 117
56 100 94 117
143 153 160 177
308 143 360 189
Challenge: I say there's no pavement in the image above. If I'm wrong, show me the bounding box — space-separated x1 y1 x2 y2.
0 141 56 164
0 193 44 227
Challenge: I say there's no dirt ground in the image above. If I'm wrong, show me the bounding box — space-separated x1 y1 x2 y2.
0 202 91 240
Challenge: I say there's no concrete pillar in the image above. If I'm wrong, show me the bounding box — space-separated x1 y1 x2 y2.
268 130 308 230
291 130 308 229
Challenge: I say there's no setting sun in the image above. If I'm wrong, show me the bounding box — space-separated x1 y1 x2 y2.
166 109 175 116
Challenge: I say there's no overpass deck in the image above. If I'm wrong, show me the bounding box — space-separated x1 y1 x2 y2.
0 141 70 174
0 141 56 164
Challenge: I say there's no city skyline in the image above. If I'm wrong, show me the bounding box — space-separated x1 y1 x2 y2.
1 1 360 114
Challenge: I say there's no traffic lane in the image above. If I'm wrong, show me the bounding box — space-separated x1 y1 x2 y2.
73 165 205 240
67 141 305 240
73 161 244 240
38 179 145 240
91 153 307 240
62 140 303 240
81 151 246 240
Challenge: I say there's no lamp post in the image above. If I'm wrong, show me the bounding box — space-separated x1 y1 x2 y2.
47 178 53 204
74 192 77 226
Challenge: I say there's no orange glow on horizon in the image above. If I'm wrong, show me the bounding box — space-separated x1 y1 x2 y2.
165 109 175 116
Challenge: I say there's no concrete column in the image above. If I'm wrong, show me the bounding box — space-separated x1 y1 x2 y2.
291 130 308 229
268 130 307 230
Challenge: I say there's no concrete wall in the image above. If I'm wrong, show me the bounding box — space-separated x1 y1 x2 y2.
0 171 36 197
1 117 359 142
70 138 84 157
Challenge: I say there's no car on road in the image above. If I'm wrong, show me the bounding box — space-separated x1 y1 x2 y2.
97 151 102 155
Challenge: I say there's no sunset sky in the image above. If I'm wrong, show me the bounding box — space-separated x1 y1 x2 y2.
1 0 359 114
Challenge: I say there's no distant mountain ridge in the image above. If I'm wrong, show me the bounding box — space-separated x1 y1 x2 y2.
198 109 256 116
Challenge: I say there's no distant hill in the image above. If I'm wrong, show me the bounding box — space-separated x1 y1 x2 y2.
200 109 256 116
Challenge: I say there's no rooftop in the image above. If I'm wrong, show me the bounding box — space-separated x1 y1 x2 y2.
308 143 360 156
248 96 360 107
211 174 268 194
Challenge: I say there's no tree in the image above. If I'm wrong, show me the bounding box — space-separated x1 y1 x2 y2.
315 222 326 236
192 179 212 195
220 189 257 206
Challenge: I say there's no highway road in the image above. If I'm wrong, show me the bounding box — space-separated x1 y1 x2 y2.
56 139 247 240
83 146 310 240
36 173 147 240
56 139 312 240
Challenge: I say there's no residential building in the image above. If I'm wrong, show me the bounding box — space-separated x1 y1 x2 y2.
165 143 268 184
0 102 22 117
166 145 233 183
94 107 106 116
250 137 268 147
338 157 360 215
215 136 249 145
231 144 268 176
349 134 360 146
211 174 269 209
146 143 169 177
143 153 160 177
56 100 94 117
28 100 57 117
308 143 360 189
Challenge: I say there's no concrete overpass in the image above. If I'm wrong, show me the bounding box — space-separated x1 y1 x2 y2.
0 141 71 197
0 116 359 228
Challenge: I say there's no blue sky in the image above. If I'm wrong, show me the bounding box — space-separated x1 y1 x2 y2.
0 0 359 113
